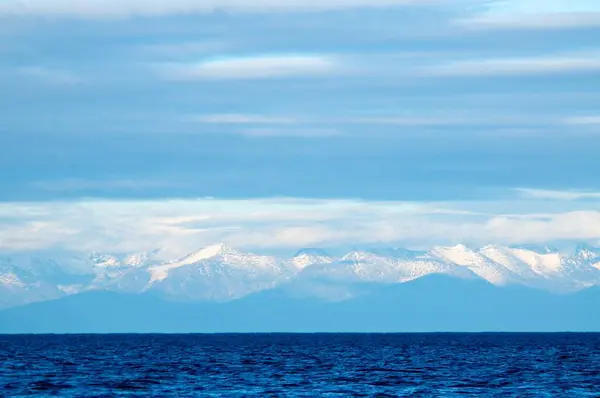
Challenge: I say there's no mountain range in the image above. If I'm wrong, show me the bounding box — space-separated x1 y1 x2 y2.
2 242 600 332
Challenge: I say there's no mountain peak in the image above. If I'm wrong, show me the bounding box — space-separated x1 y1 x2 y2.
292 248 332 269
572 243 600 260
180 243 238 264
294 248 329 257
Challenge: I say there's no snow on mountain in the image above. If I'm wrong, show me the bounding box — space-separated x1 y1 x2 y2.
292 248 333 270
0 249 161 308
299 248 472 285
564 244 598 262
0 261 64 309
556 245 600 290
89 249 163 269
477 245 600 291
509 248 563 275
588 245 600 271
148 244 231 283
478 245 542 282
299 250 397 283
144 243 298 301
341 250 431 282
429 244 519 286
122 249 163 267
0 253 92 279
1 242 600 309
275 248 476 302
85 249 166 293
89 252 121 268
0 253 94 290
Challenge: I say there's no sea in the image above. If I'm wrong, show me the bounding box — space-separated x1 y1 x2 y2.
1 333 599 397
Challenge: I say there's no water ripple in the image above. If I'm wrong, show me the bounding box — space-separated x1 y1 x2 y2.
1 333 599 396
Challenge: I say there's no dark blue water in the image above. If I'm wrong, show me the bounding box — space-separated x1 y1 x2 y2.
1 334 600 397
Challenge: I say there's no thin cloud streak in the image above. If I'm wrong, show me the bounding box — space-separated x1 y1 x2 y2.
565 116 600 125
516 188 600 201
426 53 600 76
192 114 298 125
458 12 600 30
185 113 566 133
161 55 338 80
0 0 440 18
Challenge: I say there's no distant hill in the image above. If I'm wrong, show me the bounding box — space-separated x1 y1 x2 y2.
2 274 599 333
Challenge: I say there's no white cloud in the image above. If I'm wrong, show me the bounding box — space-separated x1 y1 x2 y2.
458 12 600 30
0 0 437 18
186 114 338 137
483 211 600 244
458 0 600 30
1 195 600 255
482 0 600 14
516 188 600 201
345 115 554 126
564 116 600 125
426 53 600 76
188 113 556 129
162 55 338 80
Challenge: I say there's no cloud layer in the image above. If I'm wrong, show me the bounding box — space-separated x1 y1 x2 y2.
2 192 600 255
1 0 600 248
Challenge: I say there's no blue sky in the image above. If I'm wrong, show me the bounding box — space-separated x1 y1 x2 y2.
1 0 600 255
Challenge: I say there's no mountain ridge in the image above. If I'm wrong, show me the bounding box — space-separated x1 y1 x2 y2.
1 242 600 310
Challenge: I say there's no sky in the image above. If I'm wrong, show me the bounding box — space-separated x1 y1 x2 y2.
1 0 600 256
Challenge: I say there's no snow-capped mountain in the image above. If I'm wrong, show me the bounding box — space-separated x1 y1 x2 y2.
292 248 333 269
143 243 297 301
1 242 600 309
89 249 164 269
476 244 600 291
430 244 519 286
0 261 63 309
298 248 472 284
